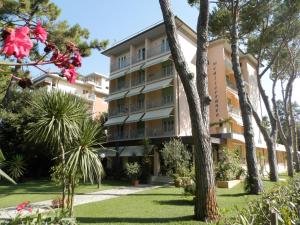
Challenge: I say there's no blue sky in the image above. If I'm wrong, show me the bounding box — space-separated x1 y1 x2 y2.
51 0 199 76
50 1 299 105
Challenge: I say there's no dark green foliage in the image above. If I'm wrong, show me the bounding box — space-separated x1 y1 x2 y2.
0 90 53 178
229 175 300 224
6 154 26 180
215 148 245 181
125 162 141 180
160 138 191 177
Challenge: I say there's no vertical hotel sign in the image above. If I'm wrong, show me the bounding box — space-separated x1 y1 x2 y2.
212 61 219 118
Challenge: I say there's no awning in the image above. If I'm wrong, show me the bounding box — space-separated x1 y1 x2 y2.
109 69 129 81
104 115 128 126
142 78 173 94
127 86 144 97
142 107 174 121
120 146 145 157
105 90 128 102
125 112 144 124
130 62 146 73
144 54 171 68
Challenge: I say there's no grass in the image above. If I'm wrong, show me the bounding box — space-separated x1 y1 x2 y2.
75 176 289 225
0 179 128 209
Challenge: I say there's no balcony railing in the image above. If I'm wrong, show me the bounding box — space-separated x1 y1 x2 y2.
146 98 174 110
226 79 238 92
130 130 145 139
147 45 170 59
110 81 130 93
131 78 145 87
132 55 145 64
147 70 173 82
146 128 175 137
111 59 130 73
131 103 144 113
228 105 241 117
109 107 129 117
108 133 129 141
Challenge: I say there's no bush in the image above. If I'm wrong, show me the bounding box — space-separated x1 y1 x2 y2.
215 148 245 181
125 162 141 180
160 138 191 177
226 175 300 225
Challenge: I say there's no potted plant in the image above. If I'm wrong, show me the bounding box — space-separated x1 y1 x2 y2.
215 148 244 188
125 162 141 186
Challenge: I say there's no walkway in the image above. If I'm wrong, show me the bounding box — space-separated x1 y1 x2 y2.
0 185 160 219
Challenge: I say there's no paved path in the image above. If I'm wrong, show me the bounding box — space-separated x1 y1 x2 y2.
0 185 160 219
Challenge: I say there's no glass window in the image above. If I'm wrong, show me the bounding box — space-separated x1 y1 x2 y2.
163 118 174 133
162 63 173 76
137 48 145 61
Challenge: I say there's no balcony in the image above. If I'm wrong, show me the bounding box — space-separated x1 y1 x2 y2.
131 78 145 87
147 45 170 59
132 55 145 64
146 127 175 138
130 130 145 139
147 70 173 83
108 133 129 141
110 81 130 94
111 59 130 73
228 105 243 126
131 103 144 113
146 98 174 110
109 107 129 117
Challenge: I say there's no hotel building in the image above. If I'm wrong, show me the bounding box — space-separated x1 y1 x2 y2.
102 17 287 178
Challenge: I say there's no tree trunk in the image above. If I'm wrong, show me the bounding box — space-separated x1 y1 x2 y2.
255 74 279 181
159 0 218 221
230 1 263 194
60 142 67 210
251 103 279 181
290 88 300 172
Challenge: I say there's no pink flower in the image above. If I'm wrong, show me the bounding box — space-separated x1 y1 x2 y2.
33 21 47 43
72 52 82 67
62 67 78 84
16 201 30 212
51 51 70 68
2 26 33 59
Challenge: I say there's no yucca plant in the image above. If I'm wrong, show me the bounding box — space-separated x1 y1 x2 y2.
26 90 87 209
0 149 16 184
65 119 105 215
7 154 26 180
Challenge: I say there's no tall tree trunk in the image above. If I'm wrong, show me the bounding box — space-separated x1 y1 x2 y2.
60 142 67 210
230 1 263 194
290 87 300 172
159 0 218 221
251 101 279 181
254 73 279 181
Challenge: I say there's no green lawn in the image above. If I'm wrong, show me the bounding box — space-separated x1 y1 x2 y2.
0 180 128 209
75 177 288 225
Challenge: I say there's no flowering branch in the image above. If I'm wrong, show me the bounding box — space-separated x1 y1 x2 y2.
0 18 83 87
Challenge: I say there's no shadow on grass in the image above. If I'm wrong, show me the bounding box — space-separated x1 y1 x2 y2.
218 193 250 197
77 215 194 224
155 199 193 206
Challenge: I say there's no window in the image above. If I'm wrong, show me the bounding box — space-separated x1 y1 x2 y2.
163 118 174 133
137 70 145 83
118 55 127 69
117 99 126 113
117 76 126 90
137 94 144 109
162 87 173 105
83 90 88 94
137 47 145 61
162 63 173 76
160 38 170 53
117 125 124 138
97 78 102 87
137 122 145 134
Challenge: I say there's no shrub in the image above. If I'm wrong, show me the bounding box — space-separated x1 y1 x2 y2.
227 175 300 225
160 138 191 177
125 162 141 180
215 148 245 181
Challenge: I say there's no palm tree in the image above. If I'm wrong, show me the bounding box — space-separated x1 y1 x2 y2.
65 119 105 215
26 90 87 209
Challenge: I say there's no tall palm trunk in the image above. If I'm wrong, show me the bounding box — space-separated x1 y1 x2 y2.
230 1 263 194
60 142 66 210
159 0 218 221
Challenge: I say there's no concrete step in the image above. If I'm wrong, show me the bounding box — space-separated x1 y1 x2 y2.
150 176 173 184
